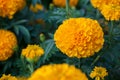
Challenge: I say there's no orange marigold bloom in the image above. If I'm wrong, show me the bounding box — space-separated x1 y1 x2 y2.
0 0 26 19
100 4 120 21
0 74 17 80
53 0 78 7
0 29 17 61
91 0 120 10
30 3 44 13
28 63 88 80
54 18 104 58
21 44 44 62
90 66 108 80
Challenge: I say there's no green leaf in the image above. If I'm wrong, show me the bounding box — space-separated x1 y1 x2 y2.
42 39 54 62
13 26 19 35
32 0 38 6
11 20 28 26
17 25 31 43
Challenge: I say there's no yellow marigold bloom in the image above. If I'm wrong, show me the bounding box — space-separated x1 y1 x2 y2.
53 0 78 7
30 4 44 13
0 74 17 80
0 0 26 19
90 66 108 80
0 30 17 61
21 44 44 62
90 0 120 10
100 4 120 21
28 63 88 80
54 18 104 58
90 0 107 9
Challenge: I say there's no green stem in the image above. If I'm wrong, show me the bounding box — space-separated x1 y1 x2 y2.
79 58 81 68
109 21 114 47
21 56 26 71
28 62 34 74
91 52 104 66
91 55 100 66
66 0 69 18
96 10 100 19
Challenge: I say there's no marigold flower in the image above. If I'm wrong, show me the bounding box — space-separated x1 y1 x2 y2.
0 74 17 80
100 4 120 21
54 18 104 58
0 30 17 61
21 44 44 62
90 66 108 80
53 0 78 7
0 0 26 19
30 3 44 13
90 0 120 10
28 63 88 80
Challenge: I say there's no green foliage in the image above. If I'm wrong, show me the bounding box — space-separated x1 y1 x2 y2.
0 0 120 80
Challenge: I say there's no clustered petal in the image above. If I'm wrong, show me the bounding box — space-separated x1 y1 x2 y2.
0 0 26 19
21 44 44 62
90 0 120 21
0 74 17 80
91 0 120 9
0 29 17 61
28 63 88 80
54 18 104 58
101 4 120 21
53 0 78 7
90 66 108 80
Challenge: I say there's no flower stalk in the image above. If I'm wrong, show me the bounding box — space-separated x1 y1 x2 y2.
66 0 70 18
109 21 114 43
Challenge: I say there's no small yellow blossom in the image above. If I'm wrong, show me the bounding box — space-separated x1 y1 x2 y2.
53 0 78 7
54 18 104 58
90 66 108 80
30 3 44 13
0 0 26 19
0 74 17 80
28 63 88 80
0 29 17 61
21 44 44 62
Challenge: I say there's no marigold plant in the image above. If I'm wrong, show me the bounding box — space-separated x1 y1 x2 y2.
21 44 44 62
28 63 88 80
53 0 78 7
0 0 26 19
30 3 44 13
90 66 108 80
0 74 17 80
0 29 17 61
54 18 104 58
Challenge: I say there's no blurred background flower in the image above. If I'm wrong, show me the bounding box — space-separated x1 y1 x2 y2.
28 63 88 80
